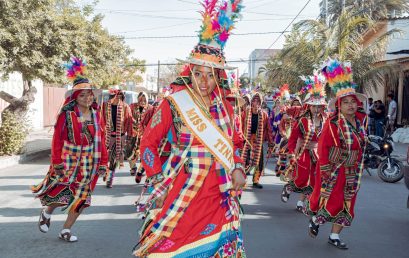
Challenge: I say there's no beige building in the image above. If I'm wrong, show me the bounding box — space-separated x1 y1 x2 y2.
363 16 409 125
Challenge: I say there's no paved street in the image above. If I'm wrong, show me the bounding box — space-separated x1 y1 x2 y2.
0 157 408 258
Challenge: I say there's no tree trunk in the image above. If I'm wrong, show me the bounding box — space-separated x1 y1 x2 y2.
0 80 37 122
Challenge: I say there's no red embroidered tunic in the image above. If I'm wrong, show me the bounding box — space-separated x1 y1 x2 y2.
306 114 366 227
287 116 322 193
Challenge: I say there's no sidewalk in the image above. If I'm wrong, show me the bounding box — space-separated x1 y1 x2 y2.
0 127 53 169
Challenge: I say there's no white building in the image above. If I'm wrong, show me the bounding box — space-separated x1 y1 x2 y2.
248 49 281 79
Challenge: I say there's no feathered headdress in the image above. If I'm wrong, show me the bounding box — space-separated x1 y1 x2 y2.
322 57 366 110
300 73 327 106
63 56 93 98
279 84 291 101
199 0 243 48
64 57 90 87
178 0 243 70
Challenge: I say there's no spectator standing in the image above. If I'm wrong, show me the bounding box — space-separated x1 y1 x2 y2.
387 93 397 133
374 100 385 137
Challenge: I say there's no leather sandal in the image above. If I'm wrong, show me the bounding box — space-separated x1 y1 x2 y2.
38 209 50 233
328 237 348 250
59 230 78 242
308 218 319 238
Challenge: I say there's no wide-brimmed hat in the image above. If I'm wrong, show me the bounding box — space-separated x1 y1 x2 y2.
322 58 366 110
177 1 243 71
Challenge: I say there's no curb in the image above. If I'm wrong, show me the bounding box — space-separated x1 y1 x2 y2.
0 148 50 170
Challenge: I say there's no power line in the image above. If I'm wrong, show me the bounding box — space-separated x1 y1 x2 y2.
121 30 291 40
122 58 270 67
265 0 312 50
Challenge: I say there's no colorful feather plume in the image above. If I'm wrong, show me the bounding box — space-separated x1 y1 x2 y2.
300 73 326 98
199 0 243 49
321 57 356 95
279 84 291 101
64 57 87 82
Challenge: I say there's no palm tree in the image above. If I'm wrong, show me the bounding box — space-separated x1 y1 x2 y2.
320 0 409 26
262 10 401 95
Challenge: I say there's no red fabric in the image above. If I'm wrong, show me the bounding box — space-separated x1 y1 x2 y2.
287 117 318 189
140 87 243 177
129 103 155 137
308 119 362 218
138 87 244 253
51 111 108 167
101 101 134 136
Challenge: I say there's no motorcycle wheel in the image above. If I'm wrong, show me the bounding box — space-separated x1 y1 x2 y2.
377 158 404 183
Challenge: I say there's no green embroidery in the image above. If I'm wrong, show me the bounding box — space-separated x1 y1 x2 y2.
150 109 162 128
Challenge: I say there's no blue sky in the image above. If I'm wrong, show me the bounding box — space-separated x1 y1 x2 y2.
80 0 322 75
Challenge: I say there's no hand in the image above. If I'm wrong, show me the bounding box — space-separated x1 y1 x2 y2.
97 168 106 176
54 168 65 177
155 191 168 208
231 169 246 191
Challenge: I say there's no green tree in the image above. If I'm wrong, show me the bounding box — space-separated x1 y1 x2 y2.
263 10 401 94
0 0 145 120
320 0 409 25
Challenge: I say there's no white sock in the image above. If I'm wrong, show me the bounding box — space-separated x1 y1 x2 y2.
61 229 77 241
312 216 318 224
61 228 71 234
43 209 51 219
297 200 304 207
330 233 340 240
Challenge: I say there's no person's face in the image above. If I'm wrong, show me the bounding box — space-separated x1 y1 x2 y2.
138 95 147 107
309 105 323 115
251 98 261 113
292 100 301 107
76 90 93 109
340 95 358 116
191 65 218 98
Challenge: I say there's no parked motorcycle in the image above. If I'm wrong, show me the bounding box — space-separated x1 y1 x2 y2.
364 134 403 183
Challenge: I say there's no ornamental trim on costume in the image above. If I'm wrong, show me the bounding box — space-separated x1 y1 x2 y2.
150 109 162 129
200 223 217 235
143 148 155 168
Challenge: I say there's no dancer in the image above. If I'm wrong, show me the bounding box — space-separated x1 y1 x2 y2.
241 92 273 189
306 58 367 250
133 1 246 256
128 92 154 183
32 57 108 242
102 88 133 188
281 74 327 212
274 85 302 177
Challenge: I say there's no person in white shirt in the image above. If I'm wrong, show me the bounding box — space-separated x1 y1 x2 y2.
387 93 397 132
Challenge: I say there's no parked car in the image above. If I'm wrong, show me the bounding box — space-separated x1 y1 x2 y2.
405 145 409 208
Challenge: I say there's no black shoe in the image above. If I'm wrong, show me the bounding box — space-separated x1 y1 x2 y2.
296 205 303 212
281 184 290 203
106 180 113 188
308 218 319 238
135 172 143 184
252 183 263 189
328 237 348 250
246 171 251 176
130 168 136 176
275 172 281 177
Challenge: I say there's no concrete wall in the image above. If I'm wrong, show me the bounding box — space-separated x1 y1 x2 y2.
0 72 44 130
